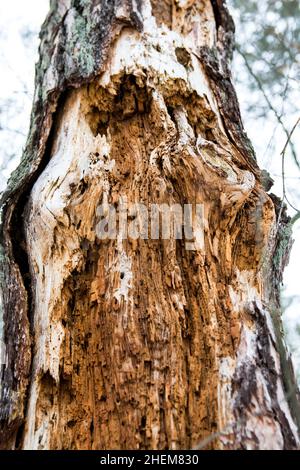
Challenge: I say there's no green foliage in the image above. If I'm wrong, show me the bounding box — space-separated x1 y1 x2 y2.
229 0 300 119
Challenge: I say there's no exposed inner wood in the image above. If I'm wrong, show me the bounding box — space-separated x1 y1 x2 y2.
0 0 298 450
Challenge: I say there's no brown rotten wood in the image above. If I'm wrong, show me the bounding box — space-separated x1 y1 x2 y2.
0 0 299 450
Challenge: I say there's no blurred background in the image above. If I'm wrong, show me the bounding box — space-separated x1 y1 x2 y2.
0 0 299 379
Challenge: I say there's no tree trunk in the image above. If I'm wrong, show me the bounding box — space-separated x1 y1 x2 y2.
0 0 299 450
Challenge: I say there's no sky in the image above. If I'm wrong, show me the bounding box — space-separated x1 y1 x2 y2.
0 0 49 186
0 0 299 375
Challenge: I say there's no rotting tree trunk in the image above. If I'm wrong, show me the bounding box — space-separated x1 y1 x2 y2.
0 0 300 450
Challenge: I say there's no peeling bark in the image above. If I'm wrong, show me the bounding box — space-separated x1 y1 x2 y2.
0 0 299 450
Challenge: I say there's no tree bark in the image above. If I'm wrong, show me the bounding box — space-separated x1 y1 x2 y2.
0 0 300 450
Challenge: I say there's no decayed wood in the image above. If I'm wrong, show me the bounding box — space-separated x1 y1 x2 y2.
0 0 299 450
